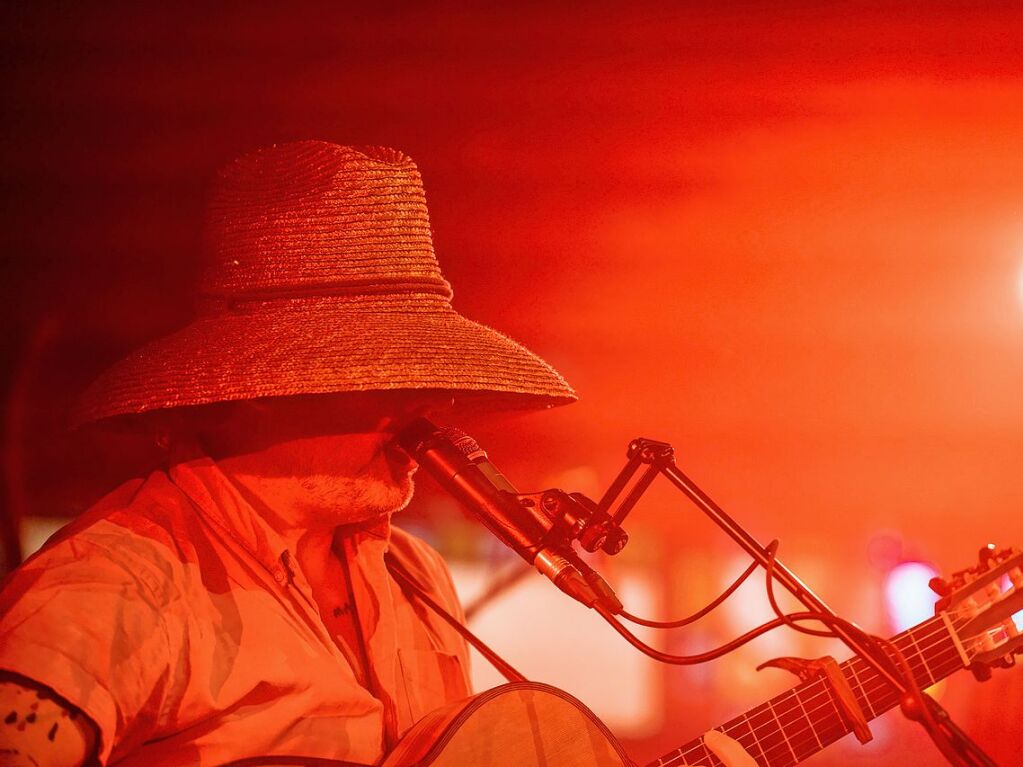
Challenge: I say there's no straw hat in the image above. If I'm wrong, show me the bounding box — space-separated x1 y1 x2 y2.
71 141 576 426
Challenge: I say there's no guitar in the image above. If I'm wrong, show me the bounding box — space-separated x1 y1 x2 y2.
380 546 1023 767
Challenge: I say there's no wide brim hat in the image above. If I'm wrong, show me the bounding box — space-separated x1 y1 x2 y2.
71 141 576 426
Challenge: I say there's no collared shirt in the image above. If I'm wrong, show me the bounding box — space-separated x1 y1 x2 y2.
0 456 472 765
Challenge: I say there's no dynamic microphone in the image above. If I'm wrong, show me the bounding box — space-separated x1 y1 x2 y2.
399 418 605 610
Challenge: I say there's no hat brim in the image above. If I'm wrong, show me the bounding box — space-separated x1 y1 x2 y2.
71 301 576 427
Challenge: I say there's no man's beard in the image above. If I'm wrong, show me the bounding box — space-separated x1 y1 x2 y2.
296 473 416 525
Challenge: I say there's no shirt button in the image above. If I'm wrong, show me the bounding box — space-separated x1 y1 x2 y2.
273 568 286 584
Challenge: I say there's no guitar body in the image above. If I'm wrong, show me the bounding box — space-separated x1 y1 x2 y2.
381 682 635 767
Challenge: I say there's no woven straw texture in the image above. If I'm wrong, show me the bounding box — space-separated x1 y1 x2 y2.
73 141 575 425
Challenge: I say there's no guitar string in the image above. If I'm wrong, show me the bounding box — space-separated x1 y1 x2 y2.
668 603 1006 766
662 650 958 767
659 679 909 766
663 643 965 767
655 640 954 766
666 616 958 760
666 649 960 767
656 619 965 767
657 611 977 765
707 686 861 765
843 631 964 702
659 647 966 767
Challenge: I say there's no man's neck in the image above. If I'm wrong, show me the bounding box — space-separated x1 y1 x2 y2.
210 452 399 574
177 423 414 583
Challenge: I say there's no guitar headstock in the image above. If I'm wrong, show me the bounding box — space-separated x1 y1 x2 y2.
930 545 1023 680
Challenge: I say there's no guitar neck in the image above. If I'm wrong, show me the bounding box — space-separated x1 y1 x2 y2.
648 614 966 767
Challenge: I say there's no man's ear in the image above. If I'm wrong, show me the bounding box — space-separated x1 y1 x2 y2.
142 409 188 450
185 398 291 460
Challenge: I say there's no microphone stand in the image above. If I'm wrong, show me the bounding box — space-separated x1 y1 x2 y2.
590 437 996 767
626 441 908 692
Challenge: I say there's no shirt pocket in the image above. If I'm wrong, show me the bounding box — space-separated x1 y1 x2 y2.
396 648 471 730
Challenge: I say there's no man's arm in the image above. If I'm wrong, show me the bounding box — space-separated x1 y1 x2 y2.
0 677 98 767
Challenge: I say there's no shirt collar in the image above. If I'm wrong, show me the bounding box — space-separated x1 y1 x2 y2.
168 451 392 585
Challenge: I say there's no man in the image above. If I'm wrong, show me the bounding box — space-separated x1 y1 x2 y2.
0 141 755 766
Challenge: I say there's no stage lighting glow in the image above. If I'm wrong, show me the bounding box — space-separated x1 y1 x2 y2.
1000 575 1023 632
1019 260 1023 310
885 561 940 632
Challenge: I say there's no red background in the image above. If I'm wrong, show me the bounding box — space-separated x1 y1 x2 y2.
2 4 1022 764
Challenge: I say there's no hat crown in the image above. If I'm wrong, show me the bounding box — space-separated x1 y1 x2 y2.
70 140 576 427
200 141 452 301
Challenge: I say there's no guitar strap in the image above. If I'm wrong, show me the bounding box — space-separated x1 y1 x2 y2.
384 552 529 684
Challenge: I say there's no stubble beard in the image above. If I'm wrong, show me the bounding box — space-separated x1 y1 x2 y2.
298 473 416 526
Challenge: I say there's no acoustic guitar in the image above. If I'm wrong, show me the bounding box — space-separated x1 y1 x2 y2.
380 546 1022 767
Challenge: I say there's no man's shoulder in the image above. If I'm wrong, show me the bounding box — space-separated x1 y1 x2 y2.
388 525 449 576
387 525 462 605
8 471 199 605
41 470 193 548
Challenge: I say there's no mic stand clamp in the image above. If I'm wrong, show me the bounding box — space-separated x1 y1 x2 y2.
516 490 629 556
508 490 629 612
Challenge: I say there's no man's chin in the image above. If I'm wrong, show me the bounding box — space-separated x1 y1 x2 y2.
388 477 416 515
355 476 415 520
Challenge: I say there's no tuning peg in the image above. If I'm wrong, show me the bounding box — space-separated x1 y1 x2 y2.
929 577 952 597
979 544 998 568
1010 567 1023 590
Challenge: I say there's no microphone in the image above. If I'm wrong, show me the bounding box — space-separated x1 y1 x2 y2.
399 418 607 610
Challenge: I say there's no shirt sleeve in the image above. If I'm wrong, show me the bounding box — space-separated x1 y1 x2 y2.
0 531 176 764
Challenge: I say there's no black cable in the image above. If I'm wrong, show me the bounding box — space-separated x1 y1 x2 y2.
761 542 983 765
763 539 836 638
613 537 902 684
596 607 849 665
613 548 985 766
609 539 892 669
762 541 908 683
610 528 981 764
620 558 759 629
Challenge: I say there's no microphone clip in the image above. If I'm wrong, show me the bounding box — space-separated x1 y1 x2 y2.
516 435 676 559
516 490 629 556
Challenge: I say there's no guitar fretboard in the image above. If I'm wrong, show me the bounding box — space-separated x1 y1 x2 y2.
648 614 965 767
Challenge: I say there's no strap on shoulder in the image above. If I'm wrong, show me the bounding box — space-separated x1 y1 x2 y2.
384 552 527 684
